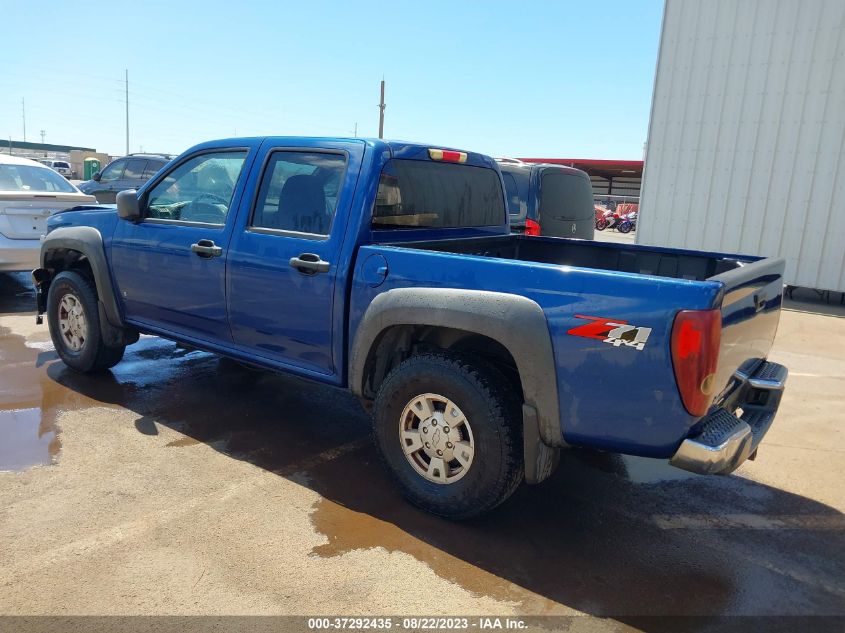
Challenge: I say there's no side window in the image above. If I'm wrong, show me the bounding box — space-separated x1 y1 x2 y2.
142 160 164 179
251 151 346 236
502 172 520 215
122 159 146 181
145 151 247 225
99 160 126 183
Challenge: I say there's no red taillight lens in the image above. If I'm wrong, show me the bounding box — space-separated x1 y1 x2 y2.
671 309 722 416
524 218 541 236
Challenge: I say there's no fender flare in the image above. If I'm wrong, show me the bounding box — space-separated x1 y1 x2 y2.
350 288 564 449
39 226 124 329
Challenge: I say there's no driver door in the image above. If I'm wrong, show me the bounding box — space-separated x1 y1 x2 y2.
110 148 252 344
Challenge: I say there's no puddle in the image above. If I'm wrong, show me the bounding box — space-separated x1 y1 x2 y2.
619 454 699 484
0 408 59 472
0 272 36 315
307 466 533 606
0 317 358 472
0 323 67 472
303 443 737 614
563 448 698 484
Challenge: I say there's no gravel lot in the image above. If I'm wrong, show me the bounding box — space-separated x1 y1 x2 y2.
0 269 842 626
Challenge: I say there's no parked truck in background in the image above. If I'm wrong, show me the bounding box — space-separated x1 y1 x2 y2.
33 136 788 518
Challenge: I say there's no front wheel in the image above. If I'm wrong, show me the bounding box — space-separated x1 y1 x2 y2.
47 271 126 373
596 218 609 231
618 221 632 234
372 352 524 519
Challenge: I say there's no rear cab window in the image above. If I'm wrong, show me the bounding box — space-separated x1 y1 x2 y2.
372 160 504 229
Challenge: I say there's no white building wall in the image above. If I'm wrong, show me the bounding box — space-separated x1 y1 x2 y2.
639 0 845 292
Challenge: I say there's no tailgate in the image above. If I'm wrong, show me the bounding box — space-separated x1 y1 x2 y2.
711 257 786 394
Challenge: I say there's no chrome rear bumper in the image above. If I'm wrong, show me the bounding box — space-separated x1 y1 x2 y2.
670 361 787 475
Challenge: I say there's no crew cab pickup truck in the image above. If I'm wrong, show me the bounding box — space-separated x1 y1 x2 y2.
32 137 788 518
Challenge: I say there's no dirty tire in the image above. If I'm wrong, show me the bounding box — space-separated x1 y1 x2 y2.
373 352 524 519
47 270 125 373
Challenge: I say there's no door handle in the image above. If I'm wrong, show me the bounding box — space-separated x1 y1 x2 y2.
289 253 330 274
191 239 223 258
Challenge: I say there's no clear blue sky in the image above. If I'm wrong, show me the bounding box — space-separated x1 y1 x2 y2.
2 0 663 159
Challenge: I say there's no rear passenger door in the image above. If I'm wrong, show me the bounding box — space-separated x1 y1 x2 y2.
227 141 363 378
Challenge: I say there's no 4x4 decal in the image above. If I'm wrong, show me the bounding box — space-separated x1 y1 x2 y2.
567 315 652 351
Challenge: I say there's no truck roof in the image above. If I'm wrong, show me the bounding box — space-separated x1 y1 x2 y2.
186 137 500 171
497 160 591 181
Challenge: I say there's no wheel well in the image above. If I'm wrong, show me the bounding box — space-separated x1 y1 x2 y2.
361 325 523 402
44 248 95 287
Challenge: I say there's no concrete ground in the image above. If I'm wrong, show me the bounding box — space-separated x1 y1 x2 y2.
593 226 636 245
0 270 843 625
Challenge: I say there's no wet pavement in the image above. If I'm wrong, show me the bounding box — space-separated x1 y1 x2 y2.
0 271 843 623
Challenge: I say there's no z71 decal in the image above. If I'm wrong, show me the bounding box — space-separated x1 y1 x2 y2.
567 315 652 351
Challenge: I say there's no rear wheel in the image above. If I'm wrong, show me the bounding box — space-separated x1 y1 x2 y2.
373 352 523 519
47 271 125 373
618 221 632 233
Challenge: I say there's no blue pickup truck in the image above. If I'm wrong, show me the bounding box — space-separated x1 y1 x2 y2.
32 137 788 518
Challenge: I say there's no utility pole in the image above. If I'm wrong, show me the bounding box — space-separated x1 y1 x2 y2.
21 98 26 142
125 69 129 155
40 130 46 144
378 79 386 139
353 122 358 138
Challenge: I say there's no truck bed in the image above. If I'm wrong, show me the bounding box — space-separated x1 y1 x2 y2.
392 235 750 281
355 233 783 457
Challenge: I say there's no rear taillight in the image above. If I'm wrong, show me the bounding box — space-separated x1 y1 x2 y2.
524 218 541 236
671 309 721 417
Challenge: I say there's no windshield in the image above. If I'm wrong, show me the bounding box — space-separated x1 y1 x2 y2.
372 159 504 229
0 165 77 193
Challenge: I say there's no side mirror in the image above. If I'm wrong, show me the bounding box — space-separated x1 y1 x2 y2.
116 189 142 221
91 171 101 182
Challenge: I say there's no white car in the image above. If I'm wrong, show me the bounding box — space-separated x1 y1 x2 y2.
0 155 96 272
39 159 74 179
